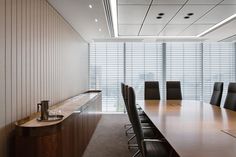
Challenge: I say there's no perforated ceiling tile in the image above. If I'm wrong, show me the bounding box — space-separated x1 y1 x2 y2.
169 5 215 24
118 5 149 24
196 5 236 24
144 5 182 24
119 25 140 36
140 24 165 35
180 24 213 36
118 0 151 5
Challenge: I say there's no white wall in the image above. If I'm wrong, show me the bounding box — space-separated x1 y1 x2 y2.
0 0 88 156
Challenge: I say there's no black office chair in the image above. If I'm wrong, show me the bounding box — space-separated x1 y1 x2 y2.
121 83 154 138
121 83 131 127
145 81 160 100
122 84 165 150
128 86 170 157
166 81 182 100
121 83 148 123
224 83 236 111
210 82 223 106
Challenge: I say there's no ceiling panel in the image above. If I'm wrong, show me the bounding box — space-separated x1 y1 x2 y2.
118 5 149 24
187 0 222 4
48 0 109 42
169 5 215 24
180 24 213 36
152 0 187 4
119 25 140 36
118 0 151 5
221 0 236 4
196 5 236 24
159 24 189 36
144 5 182 24
140 24 165 35
204 19 236 41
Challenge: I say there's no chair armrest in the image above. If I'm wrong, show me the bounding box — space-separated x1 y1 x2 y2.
143 139 166 143
142 126 154 129
140 122 150 125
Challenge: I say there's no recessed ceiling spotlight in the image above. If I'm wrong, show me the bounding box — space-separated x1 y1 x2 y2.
156 16 162 19
99 28 102 32
184 16 190 19
89 4 92 8
95 18 98 22
187 13 194 16
158 13 164 16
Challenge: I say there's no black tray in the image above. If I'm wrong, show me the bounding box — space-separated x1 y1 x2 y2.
37 115 64 122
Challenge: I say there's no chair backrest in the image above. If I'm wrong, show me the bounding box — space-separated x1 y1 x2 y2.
121 83 125 102
224 83 236 111
121 83 133 122
145 81 160 100
166 81 182 100
210 82 223 106
128 86 144 152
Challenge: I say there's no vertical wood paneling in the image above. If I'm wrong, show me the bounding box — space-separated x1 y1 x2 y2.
39 0 43 100
34 0 38 111
16 0 22 120
0 0 89 156
39 0 42 101
26 0 30 115
30 0 34 113
0 0 6 156
21 0 26 118
0 0 5 124
5 0 12 129
11 0 17 124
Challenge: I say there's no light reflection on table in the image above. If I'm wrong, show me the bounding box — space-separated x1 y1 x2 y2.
137 100 236 157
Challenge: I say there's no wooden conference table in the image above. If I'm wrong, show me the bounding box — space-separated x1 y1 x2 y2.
137 100 236 157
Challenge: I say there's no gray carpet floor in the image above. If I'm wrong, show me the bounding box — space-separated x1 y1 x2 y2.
83 114 137 157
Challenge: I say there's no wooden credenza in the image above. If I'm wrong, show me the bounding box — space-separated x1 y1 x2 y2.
15 91 102 157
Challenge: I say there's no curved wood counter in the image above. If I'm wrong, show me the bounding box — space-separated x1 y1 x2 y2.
15 91 102 157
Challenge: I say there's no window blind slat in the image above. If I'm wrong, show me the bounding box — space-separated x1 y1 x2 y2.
126 42 163 100
203 42 235 106
89 42 124 112
89 42 236 112
166 42 202 100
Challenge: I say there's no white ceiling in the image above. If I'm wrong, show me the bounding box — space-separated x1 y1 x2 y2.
47 0 236 42
118 0 236 41
48 0 110 42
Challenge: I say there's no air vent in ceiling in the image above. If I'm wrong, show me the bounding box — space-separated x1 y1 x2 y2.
103 0 115 37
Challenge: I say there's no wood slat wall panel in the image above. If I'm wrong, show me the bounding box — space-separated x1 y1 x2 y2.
0 0 88 156
12 0 17 124
0 0 6 156
16 0 22 121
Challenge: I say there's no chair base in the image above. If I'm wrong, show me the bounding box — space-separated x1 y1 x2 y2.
128 134 136 144
128 143 138 149
132 149 141 157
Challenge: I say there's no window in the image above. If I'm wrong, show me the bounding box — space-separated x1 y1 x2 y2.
126 43 163 100
203 42 235 106
166 43 202 100
89 42 124 112
89 42 236 112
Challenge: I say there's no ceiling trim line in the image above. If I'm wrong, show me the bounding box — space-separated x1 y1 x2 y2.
177 0 225 36
157 0 190 36
137 0 154 36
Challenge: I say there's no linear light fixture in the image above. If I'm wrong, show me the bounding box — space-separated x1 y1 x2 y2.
110 0 118 37
197 14 236 37
118 36 198 39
